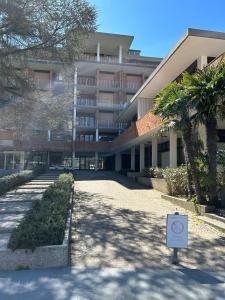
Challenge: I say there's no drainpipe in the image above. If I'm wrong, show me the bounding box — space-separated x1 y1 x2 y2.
72 63 78 169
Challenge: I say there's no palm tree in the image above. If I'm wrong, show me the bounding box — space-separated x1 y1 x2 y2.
183 61 225 205
153 81 205 204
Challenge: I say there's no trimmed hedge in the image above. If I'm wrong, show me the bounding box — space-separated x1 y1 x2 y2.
0 166 46 196
8 173 74 251
0 170 33 196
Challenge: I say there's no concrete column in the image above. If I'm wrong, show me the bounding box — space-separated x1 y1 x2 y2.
131 146 135 171
118 45 123 64
169 129 177 168
47 129 51 142
12 153 15 169
20 152 25 170
95 152 98 171
95 128 99 142
197 56 208 70
4 152 6 169
152 138 158 167
115 153 122 172
97 42 100 62
139 143 145 172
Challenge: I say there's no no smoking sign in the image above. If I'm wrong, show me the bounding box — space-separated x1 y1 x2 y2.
166 214 188 248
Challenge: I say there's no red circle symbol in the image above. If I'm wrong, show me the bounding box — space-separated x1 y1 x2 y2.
171 221 184 234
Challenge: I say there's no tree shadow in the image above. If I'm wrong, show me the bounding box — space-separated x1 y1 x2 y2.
70 189 225 272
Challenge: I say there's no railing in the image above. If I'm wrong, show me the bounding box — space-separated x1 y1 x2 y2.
76 120 96 128
97 120 128 130
97 102 125 110
77 98 96 107
77 76 96 86
98 80 120 89
79 54 119 64
125 82 142 91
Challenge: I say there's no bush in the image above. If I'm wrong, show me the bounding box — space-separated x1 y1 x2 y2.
142 167 164 178
163 165 188 196
0 165 46 196
0 170 33 195
8 173 74 251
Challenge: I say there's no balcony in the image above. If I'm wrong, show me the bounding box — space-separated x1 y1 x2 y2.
77 98 96 108
77 76 96 87
76 120 96 129
97 101 124 110
79 54 119 64
125 82 142 92
97 120 128 130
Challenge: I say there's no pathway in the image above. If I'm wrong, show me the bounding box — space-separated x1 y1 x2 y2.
0 171 59 251
71 171 225 271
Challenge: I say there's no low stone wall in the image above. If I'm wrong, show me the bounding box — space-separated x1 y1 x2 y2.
151 178 168 194
162 194 215 215
137 177 169 194
127 172 142 180
0 192 73 271
137 177 151 187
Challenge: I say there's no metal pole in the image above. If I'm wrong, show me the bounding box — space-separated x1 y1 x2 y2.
72 63 78 169
172 211 179 265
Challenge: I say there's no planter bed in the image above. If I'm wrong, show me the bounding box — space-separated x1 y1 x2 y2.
161 194 215 215
137 176 169 194
0 191 73 271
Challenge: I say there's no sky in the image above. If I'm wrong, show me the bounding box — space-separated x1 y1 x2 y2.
89 0 225 58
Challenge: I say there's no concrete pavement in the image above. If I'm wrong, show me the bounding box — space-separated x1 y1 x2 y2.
0 267 224 300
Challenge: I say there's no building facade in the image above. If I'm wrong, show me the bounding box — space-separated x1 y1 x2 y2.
1 29 225 172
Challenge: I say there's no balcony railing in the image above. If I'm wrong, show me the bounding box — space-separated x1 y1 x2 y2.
76 120 96 128
79 54 119 64
97 120 128 130
77 98 96 108
125 82 142 91
77 76 96 86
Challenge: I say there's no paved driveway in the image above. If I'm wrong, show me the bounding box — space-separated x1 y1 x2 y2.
71 171 225 271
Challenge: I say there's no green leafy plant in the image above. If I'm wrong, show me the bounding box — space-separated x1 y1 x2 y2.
8 173 74 251
163 165 188 196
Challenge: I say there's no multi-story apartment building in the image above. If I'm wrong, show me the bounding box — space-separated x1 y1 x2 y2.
0 32 162 171
1 29 225 172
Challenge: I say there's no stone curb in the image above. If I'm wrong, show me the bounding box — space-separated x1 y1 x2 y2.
0 189 74 271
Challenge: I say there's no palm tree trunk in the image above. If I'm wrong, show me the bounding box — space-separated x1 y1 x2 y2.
182 144 195 199
205 118 218 205
182 126 205 204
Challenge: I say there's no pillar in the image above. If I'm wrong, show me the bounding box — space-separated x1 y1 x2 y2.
95 152 98 171
4 152 6 169
197 56 208 70
118 45 123 64
152 138 158 167
96 128 99 142
115 153 122 172
47 129 51 142
97 42 100 62
131 146 135 171
169 129 177 168
140 143 145 172
20 152 25 170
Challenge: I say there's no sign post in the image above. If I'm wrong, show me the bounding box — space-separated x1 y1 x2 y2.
166 212 188 265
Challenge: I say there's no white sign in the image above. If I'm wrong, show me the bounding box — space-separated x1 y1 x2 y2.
166 214 188 248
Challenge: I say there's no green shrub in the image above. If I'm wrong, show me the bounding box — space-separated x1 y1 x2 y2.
163 165 188 196
8 173 74 251
142 167 164 178
0 165 46 196
0 171 33 195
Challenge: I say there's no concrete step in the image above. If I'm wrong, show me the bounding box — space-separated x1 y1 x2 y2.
199 216 225 233
18 184 51 189
204 213 225 225
25 181 54 185
0 213 24 233
9 188 46 194
0 202 32 214
0 233 10 250
0 193 43 203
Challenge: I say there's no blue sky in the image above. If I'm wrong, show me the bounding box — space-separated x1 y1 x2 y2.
89 0 225 58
